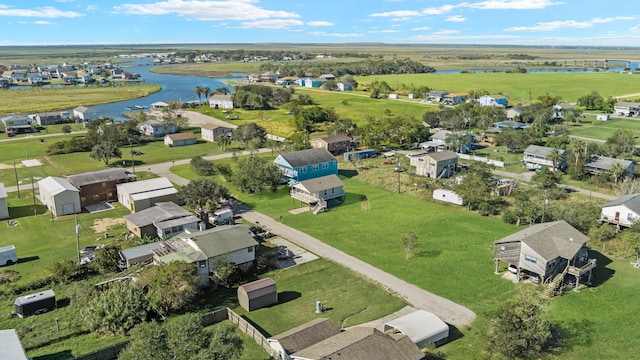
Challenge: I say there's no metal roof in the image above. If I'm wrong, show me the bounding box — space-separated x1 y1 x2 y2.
38 176 79 196
383 310 449 345
278 148 336 168
129 187 178 201
14 289 55 306
117 177 174 195
0 329 28 360
119 242 164 261
67 168 133 187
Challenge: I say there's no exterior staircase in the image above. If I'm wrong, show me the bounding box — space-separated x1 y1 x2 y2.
544 265 569 298
313 198 327 215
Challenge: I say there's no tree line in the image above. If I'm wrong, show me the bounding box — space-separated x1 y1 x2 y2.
259 58 435 78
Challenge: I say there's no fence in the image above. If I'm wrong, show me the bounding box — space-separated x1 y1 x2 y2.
458 153 506 167
73 307 271 360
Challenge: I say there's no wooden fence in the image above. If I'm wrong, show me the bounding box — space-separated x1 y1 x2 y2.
74 340 130 360
226 308 271 353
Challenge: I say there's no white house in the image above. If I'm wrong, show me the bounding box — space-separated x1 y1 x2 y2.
73 106 98 121
138 120 177 137
0 183 9 219
600 193 640 228
336 82 353 91
201 124 234 142
116 177 178 213
37 176 81 217
208 94 233 109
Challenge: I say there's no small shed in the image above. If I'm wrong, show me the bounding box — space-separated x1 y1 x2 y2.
14 290 56 318
383 310 449 347
164 132 197 147
238 277 278 311
0 329 28 360
596 113 610 121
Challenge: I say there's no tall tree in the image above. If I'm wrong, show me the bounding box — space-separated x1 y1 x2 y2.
217 134 231 151
194 85 202 105
117 321 170 360
232 122 267 148
547 148 563 172
234 155 280 193
89 141 122 165
609 161 626 184
83 283 150 336
400 232 419 260
455 162 496 211
136 261 199 317
201 86 211 103
179 178 229 222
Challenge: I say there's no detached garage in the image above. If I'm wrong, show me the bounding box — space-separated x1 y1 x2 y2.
238 277 277 311
383 310 449 347
37 176 81 217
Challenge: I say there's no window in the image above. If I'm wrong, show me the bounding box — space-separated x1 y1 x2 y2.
500 246 505 253
628 213 634 221
322 163 329 169
102 182 106 188
525 255 537 263
312 164 319 171
299 167 307 173
247 247 254 252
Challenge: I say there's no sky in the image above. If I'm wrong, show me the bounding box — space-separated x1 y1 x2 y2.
1 0 640 46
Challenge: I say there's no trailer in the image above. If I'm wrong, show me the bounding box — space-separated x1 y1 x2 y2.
14 290 56 318
343 149 377 161
0 245 18 266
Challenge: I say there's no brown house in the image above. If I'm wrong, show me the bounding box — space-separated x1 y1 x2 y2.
67 168 135 206
310 135 351 155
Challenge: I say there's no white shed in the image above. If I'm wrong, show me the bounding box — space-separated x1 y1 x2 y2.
0 182 8 219
383 310 449 347
596 113 610 121
433 189 464 206
116 177 178 213
37 177 81 217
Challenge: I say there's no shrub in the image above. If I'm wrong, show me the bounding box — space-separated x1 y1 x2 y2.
190 156 216 176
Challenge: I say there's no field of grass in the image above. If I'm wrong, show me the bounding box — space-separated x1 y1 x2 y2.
567 116 640 142
355 71 640 105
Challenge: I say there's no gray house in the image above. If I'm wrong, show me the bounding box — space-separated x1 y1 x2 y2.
124 202 200 239
523 145 567 171
410 150 458 179
585 155 634 177
494 221 596 291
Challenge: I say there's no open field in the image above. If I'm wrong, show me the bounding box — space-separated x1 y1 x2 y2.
0 84 161 115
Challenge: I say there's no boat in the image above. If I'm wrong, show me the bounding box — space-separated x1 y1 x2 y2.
134 105 148 110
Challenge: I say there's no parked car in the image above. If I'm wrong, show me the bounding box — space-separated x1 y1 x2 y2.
225 115 239 120
529 273 541 284
508 264 518 274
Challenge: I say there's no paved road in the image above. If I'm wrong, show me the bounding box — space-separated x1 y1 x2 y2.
0 130 87 142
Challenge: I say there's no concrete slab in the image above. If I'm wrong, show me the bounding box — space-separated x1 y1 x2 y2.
288 207 310 215
84 202 115 213
21 159 42 167
268 237 319 269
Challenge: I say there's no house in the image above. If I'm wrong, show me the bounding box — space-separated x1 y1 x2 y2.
155 225 259 286
274 148 338 183
310 135 351 155
164 132 197 147
319 74 335 80
67 168 135 207
33 111 70 126
1 114 35 134
336 82 353 91
477 94 508 107
27 72 43 85
138 120 177 137
209 94 233 109
383 309 449 347
0 329 28 360
600 193 640 228
124 202 200 239
37 176 81 217
0 183 8 219
584 155 634 177
290 174 345 211
201 124 233 142
61 72 77 84
505 106 530 120
79 74 94 84
268 318 340 359
552 103 575 121
523 145 567 171
73 106 98 121
488 120 529 133
494 221 596 291
237 277 278 311
303 78 324 88
427 90 447 102
432 188 463 206
150 101 171 110
117 177 178 213
291 327 424 360
443 92 468 105
424 130 473 153
110 68 125 79
410 150 458 179
118 242 166 269
614 101 640 117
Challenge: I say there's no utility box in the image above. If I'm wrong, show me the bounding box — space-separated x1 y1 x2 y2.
0 245 18 266
14 290 56 318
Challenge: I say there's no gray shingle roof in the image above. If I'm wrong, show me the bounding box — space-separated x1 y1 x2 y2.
426 150 458 162
280 148 336 168
171 225 258 259
67 168 134 187
586 155 633 171
123 202 196 227
293 175 343 194
602 193 640 214
495 221 588 261
270 318 340 355
524 145 566 157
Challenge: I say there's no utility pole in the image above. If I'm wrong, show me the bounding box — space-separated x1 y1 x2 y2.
13 160 20 198
31 175 36 216
75 211 81 264
128 138 136 175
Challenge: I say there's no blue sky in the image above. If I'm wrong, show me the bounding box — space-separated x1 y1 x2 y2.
2 0 639 46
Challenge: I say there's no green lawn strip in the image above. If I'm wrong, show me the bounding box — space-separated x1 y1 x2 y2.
568 118 640 142
209 321 271 360
0 84 162 114
354 72 640 104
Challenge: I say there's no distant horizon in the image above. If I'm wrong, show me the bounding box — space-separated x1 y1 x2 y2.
2 1 640 47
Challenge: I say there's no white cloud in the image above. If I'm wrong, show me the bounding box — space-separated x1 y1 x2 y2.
466 0 563 10
446 15 466 22
408 33 520 42
370 10 421 17
310 31 364 37
370 29 400 33
0 5 82 18
433 29 460 35
422 4 456 15
411 26 431 31
115 0 300 21
35 20 54 25
85 5 98 12
307 21 333 27
240 19 304 29
504 16 633 32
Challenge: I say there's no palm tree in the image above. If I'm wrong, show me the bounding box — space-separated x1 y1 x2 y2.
215 87 229 95
570 139 586 169
202 86 211 104
610 161 625 184
548 148 563 172
194 86 202 105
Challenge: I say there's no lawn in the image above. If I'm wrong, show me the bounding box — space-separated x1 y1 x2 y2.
567 116 640 142
355 71 640 105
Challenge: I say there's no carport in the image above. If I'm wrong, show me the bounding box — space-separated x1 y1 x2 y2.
383 310 449 347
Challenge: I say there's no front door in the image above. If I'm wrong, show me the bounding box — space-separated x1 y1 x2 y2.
615 211 620 221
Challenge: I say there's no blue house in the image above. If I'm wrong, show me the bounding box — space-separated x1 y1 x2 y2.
303 78 324 88
274 148 338 183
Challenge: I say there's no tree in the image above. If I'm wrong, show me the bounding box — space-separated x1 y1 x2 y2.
400 232 419 260
190 156 216 176
214 86 229 95
61 124 72 136
234 155 281 193
202 86 211 103
605 129 636 157
487 290 552 359
455 162 496 211
89 141 122 165
84 283 150 335
91 245 121 273
609 161 626 185
217 134 231 151
179 178 229 222
232 122 267 148
531 167 560 190
194 85 202 105
136 261 199 317
547 148 563 172
118 321 170 360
